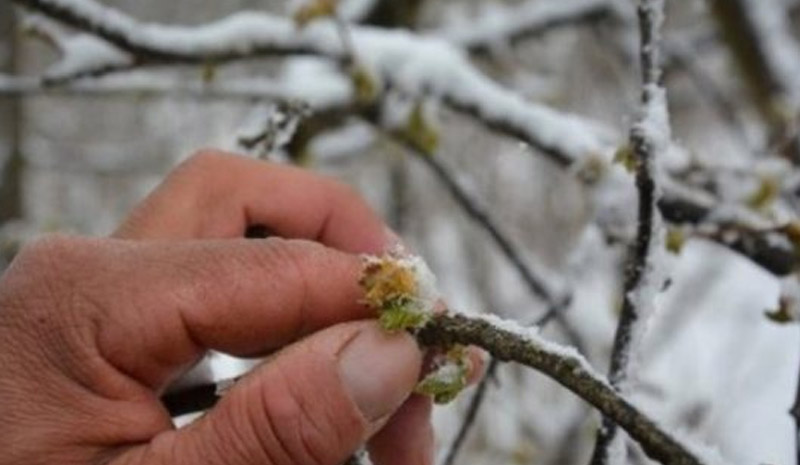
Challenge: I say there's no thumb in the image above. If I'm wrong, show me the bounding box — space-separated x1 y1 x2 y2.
117 322 423 465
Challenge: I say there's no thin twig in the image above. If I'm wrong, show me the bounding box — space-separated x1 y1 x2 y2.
590 1 668 463
396 139 585 348
14 0 800 278
408 149 560 305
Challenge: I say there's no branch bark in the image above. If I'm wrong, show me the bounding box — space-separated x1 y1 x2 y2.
439 297 570 465
590 1 668 463
165 312 714 465
417 313 709 465
10 0 614 166
12 0 800 279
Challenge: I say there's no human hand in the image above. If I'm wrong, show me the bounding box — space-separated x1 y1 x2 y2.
0 152 435 465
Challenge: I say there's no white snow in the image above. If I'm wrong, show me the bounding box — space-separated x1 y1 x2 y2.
469 312 610 385
427 362 464 386
10 1 797 464
277 58 354 108
636 84 672 162
308 123 377 162
47 33 131 79
35 0 617 162
361 249 442 317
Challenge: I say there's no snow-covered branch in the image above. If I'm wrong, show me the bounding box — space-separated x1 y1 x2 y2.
10 0 616 164
590 1 671 463
417 313 714 465
10 0 800 281
163 311 718 465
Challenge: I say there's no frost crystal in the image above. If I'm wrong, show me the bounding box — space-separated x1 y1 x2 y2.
359 249 439 331
415 345 471 404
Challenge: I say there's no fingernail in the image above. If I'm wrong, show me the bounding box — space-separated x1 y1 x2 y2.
338 325 422 422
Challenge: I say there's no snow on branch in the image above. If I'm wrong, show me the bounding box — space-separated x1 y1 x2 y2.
11 0 617 164
438 0 617 53
162 311 719 465
416 313 716 465
590 1 672 464
11 0 800 281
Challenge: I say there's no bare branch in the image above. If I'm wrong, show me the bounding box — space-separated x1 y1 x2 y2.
410 150 563 306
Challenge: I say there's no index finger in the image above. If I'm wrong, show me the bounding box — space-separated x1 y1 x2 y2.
113 151 393 254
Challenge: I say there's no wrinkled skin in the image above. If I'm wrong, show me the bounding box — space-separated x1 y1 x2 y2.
0 152 438 465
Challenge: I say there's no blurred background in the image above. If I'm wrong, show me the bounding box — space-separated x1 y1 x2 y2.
1 0 799 464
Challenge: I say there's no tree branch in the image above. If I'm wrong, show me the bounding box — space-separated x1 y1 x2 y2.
164 312 717 465
10 0 615 165
439 298 570 465
417 313 711 465
410 150 562 306
14 0 800 279
590 1 669 463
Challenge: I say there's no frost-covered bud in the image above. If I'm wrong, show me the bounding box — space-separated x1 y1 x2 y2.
415 345 471 404
360 250 470 403
359 249 439 332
